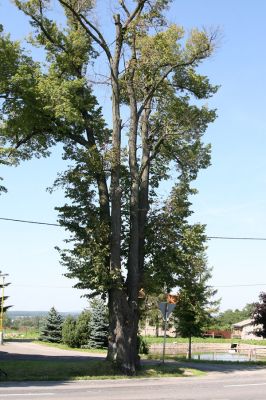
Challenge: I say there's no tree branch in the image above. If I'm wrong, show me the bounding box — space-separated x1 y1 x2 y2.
58 0 112 63
123 0 146 30
137 46 213 119
119 0 130 17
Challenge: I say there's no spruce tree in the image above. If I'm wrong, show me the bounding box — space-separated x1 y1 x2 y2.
88 299 108 349
39 307 63 343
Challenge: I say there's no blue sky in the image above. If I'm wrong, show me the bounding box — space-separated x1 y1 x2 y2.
1 0 266 312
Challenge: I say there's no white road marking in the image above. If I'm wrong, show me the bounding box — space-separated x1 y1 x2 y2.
225 382 266 387
0 393 54 397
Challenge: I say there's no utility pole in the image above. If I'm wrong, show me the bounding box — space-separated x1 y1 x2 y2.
0 273 9 345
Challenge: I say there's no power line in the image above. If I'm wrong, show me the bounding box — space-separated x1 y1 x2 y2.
208 236 266 241
1 216 266 241
0 217 60 227
214 283 266 288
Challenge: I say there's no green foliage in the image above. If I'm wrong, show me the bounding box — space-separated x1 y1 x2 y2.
39 307 63 343
252 292 266 338
62 309 92 348
87 299 108 349
137 335 150 355
173 263 218 339
0 272 11 314
213 303 255 330
75 309 92 347
62 315 78 347
0 0 219 372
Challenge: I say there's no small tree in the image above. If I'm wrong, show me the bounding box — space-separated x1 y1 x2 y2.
174 265 219 359
62 315 77 347
39 307 63 343
88 299 108 349
75 310 92 348
252 292 266 338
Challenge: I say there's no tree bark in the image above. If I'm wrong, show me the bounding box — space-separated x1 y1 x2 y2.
139 99 152 277
107 288 140 374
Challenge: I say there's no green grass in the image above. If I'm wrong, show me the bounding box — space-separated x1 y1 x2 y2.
5 329 39 340
145 337 232 344
0 360 203 381
35 341 107 354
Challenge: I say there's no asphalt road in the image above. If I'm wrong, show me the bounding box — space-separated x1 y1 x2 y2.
1 371 266 400
1 341 266 399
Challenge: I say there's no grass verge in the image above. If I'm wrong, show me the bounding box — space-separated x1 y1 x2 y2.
34 341 107 354
0 360 203 381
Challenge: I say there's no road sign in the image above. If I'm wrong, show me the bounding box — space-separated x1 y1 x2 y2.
158 302 176 320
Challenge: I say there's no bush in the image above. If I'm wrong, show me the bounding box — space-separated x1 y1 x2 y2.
137 335 149 355
75 310 92 348
62 316 78 347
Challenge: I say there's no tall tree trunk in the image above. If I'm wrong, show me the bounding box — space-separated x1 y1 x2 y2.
108 48 141 375
107 15 140 373
139 99 152 276
107 288 140 375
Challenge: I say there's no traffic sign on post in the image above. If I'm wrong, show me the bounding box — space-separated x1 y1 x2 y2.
158 302 176 320
158 301 177 364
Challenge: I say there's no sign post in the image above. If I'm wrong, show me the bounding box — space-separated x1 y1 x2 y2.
158 302 176 364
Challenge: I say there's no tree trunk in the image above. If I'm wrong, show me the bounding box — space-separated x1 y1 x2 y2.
139 99 152 276
107 288 140 375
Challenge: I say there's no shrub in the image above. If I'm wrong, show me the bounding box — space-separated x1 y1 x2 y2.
62 315 78 347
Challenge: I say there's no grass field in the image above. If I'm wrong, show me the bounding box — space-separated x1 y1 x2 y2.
0 360 202 381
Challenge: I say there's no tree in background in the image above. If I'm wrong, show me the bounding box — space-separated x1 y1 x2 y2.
62 315 77 347
88 299 108 349
0 1 218 374
212 303 255 330
0 272 12 334
252 292 266 338
62 309 92 348
174 272 218 359
39 307 63 343
75 309 92 348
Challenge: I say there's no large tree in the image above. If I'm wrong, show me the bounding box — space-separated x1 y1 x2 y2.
0 1 218 374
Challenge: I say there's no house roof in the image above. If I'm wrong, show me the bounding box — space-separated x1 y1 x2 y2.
232 318 253 328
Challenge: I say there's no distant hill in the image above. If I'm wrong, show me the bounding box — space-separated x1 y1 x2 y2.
7 310 81 319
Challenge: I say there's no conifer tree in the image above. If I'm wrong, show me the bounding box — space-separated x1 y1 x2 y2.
39 307 63 343
88 299 108 349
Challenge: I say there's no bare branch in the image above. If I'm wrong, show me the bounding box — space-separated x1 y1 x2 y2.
123 0 146 30
119 0 130 17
